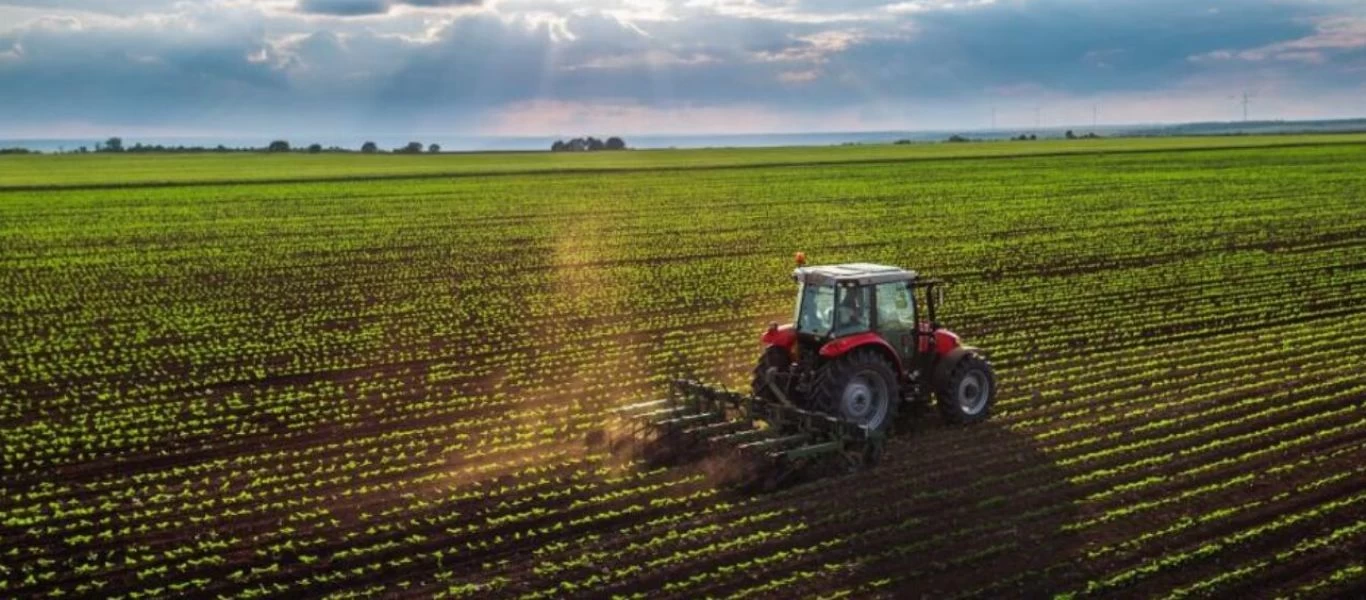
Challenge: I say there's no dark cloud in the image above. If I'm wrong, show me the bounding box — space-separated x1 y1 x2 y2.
0 0 1362 135
294 0 481 17
882 0 1323 95
296 0 390 16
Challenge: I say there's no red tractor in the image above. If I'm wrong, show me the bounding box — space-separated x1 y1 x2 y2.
752 256 997 435
615 254 997 482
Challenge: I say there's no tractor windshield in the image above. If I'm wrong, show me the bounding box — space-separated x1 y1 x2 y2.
795 283 836 337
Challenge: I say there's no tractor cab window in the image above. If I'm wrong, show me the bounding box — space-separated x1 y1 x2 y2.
795 283 836 337
832 285 871 337
797 282 871 338
875 282 916 330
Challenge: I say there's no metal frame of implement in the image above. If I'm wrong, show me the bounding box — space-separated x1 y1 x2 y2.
615 379 885 470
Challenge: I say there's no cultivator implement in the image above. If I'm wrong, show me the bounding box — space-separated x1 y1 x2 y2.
611 379 885 490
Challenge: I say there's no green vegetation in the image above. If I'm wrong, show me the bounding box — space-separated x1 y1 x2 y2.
4 133 1366 189
2 136 1364 598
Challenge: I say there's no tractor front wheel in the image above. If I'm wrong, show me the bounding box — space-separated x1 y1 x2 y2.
811 349 900 435
937 352 997 424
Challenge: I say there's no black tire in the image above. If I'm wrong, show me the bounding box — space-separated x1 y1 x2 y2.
751 346 791 403
809 348 900 435
937 352 996 424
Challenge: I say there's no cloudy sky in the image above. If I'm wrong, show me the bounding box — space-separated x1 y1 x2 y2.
1 0 1364 138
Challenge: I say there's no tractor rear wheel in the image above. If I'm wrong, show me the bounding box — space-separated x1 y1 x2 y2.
751 346 791 404
810 348 900 435
937 352 996 424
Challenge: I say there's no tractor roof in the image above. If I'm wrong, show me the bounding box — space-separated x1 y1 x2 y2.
793 263 917 286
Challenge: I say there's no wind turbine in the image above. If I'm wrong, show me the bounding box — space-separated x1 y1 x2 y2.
1228 91 1257 122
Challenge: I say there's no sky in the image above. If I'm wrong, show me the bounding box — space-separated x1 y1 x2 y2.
1 0 1364 138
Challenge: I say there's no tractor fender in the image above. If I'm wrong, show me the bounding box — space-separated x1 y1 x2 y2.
761 323 797 351
933 346 980 388
820 332 903 373
916 324 962 356
933 328 962 357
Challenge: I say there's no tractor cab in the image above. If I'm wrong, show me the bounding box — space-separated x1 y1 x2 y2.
756 254 996 435
791 263 927 356
767 262 954 369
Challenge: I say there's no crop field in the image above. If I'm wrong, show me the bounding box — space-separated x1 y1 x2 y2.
2 136 1366 599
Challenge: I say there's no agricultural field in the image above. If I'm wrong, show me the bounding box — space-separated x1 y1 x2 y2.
2 135 1365 599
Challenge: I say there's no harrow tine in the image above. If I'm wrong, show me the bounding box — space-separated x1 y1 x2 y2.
629 406 695 421
737 433 811 453
776 441 842 461
709 428 772 446
684 420 751 438
651 412 725 430
613 398 673 413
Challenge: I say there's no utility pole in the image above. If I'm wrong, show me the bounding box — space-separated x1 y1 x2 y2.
991 105 996 130
1034 106 1041 129
1241 91 1252 122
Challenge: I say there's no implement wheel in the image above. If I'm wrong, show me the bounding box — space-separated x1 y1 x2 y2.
810 348 900 435
937 351 997 424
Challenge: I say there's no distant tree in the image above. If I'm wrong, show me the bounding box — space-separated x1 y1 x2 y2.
1028 134 1037 141
268 140 290 152
102 137 124 152
361 141 378 154
307 143 323 154
397 141 423 154
1065 130 1076 139
946 134 969 143
428 143 441 154
548 136 630 151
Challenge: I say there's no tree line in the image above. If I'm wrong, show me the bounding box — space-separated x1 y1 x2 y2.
5 137 638 155
66 138 444 154
551 136 627 151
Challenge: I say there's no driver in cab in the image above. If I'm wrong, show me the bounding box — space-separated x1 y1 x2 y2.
834 289 867 334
